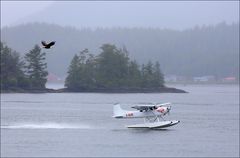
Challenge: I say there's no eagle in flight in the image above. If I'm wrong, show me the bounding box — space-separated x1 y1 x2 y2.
41 41 55 49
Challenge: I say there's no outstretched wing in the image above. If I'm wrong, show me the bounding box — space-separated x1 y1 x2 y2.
41 41 47 46
48 41 55 47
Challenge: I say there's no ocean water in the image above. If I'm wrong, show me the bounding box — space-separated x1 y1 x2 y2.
1 84 239 157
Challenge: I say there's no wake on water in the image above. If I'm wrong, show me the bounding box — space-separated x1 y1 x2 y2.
1 122 92 129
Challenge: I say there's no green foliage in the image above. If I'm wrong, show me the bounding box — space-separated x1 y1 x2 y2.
65 44 165 90
24 45 48 89
0 42 28 90
96 44 129 88
65 49 97 90
127 60 141 87
1 43 49 91
65 54 80 89
153 61 164 87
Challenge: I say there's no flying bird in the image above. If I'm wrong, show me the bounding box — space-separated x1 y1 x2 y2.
41 41 55 49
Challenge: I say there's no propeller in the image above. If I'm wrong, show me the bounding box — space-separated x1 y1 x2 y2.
166 106 171 115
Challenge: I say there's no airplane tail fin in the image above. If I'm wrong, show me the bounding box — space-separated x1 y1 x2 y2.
113 104 125 118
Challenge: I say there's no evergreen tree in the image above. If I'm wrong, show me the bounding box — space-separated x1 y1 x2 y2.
77 49 96 89
65 54 80 90
0 42 28 90
141 64 147 87
65 44 165 90
141 61 155 88
127 60 141 87
153 61 165 87
65 49 97 90
140 61 165 88
96 44 129 88
24 45 48 89
84 51 97 89
2 22 239 78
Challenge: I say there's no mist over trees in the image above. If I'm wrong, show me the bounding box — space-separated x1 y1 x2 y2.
65 44 164 90
1 22 239 79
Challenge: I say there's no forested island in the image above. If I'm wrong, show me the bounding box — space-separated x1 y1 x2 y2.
0 42 186 93
2 22 238 79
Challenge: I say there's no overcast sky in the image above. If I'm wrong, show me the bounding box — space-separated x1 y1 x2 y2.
1 1 239 30
1 1 54 27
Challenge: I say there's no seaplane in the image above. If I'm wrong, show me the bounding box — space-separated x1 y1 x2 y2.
113 103 180 129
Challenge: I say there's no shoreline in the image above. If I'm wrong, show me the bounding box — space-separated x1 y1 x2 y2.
1 86 188 93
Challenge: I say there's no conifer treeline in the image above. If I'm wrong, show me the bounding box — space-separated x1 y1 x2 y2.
2 22 238 78
65 44 164 90
1 42 165 91
1 42 48 90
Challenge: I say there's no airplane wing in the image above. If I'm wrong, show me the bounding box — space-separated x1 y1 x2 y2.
156 102 171 106
131 105 157 111
132 102 171 111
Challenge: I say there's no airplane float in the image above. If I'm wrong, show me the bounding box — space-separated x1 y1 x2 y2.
113 103 180 129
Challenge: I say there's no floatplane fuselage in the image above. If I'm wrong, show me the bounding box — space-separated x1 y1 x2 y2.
113 103 180 129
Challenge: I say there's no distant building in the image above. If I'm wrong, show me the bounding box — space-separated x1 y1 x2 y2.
222 77 236 83
47 73 63 82
193 76 215 82
165 75 190 83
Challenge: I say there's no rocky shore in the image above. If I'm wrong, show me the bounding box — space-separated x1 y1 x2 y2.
1 86 187 93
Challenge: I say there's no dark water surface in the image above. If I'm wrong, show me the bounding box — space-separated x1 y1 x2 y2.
1 84 239 157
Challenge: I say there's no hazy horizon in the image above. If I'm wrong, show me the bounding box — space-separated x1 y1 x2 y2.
1 1 239 79
1 1 239 30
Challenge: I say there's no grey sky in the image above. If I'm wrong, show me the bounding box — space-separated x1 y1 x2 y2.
1 1 54 27
1 1 239 29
